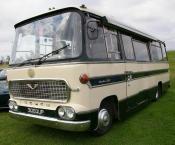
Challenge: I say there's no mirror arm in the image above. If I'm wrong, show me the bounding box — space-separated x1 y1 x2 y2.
101 16 108 24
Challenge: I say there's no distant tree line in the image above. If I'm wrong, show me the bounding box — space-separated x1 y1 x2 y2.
0 56 10 64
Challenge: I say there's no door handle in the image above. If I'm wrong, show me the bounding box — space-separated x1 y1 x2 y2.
125 71 133 81
128 74 132 81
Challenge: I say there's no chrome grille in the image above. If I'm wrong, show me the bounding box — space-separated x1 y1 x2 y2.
9 80 70 102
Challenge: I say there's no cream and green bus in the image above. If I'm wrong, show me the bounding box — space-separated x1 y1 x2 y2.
8 6 170 135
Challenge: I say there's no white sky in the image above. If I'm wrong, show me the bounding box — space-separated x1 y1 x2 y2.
0 0 175 57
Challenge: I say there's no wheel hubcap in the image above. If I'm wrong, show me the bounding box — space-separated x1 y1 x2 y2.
98 109 110 129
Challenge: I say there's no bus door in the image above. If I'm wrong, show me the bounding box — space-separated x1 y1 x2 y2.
122 34 141 110
125 63 141 111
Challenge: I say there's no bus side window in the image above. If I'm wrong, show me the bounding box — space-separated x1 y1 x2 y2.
86 23 107 59
105 29 121 60
132 40 150 62
150 42 163 61
122 34 135 60
161 43 167 61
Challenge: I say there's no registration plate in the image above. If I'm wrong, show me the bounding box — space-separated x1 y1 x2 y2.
27 108 44 115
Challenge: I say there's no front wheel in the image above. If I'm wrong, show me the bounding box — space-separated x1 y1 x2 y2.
92 102 114 135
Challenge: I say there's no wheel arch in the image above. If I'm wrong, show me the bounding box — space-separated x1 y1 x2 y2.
158 81 163 95
99 95 119 120
158 81 162 88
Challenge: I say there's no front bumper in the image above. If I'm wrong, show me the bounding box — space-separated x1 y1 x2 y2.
9 111 91 131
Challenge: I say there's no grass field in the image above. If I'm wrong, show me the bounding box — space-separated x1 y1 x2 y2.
0 64 8 69
0 51 175 145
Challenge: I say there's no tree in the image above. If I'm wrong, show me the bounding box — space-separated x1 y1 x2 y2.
0 56 4 64
6 56 10 64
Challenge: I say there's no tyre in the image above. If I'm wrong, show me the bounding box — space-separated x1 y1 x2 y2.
154 84 162 101
92 101 114 136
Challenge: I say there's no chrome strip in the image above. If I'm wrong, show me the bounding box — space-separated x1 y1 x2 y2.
13 97 67 103
9 111 90 132
88 71 169 89
88 80 126 89
130 72 169 81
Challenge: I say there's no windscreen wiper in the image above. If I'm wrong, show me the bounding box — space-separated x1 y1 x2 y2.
18 58 39 67
37 44 70 65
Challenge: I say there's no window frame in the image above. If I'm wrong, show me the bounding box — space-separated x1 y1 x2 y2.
86 20 124 62
150 41 164 62
10 8 86 67
121 34 136 61
132 39 150 62
86 19 108 60
104 28 122 61
160 42 168 61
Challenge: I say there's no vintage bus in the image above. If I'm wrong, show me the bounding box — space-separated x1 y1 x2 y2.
8 6 170 135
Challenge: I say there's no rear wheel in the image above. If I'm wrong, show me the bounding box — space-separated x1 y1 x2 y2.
154 84 162 101
92 101 114 136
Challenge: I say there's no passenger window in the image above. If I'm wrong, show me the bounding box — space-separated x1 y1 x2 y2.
161 43 167 61
150 42 163 61
105 29 121 60
133 40 150 61
151 41 160 47
86 24 107 59
122 34 135 60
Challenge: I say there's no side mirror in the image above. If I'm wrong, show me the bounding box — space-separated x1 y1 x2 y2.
87 21 99 40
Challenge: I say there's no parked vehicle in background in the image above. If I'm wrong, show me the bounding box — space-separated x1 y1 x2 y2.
0 69 9 109
8 6 170 135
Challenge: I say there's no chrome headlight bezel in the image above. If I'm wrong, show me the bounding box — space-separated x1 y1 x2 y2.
9 100 18 111
58 106 76 121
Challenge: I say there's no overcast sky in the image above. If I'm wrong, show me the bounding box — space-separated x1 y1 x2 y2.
0 0 175 57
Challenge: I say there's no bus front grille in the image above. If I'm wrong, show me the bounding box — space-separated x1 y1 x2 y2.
9 79 70 102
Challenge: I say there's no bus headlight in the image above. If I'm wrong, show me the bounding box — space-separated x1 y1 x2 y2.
58 107 65 118
14 104 18 111
66 107 75 119
9 101 18 111
9 101 14 110
58 106 75 120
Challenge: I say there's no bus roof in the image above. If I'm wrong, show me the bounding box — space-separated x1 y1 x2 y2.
80 7 160 41
15 6 162 42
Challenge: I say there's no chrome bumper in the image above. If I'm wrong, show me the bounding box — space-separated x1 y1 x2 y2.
9 111 90 132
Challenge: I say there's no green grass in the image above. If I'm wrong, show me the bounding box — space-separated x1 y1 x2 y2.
0 51 175 145
0 64 8 69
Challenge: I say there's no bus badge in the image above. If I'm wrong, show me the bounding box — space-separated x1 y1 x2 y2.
27 83 38 90
28 68 35 78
